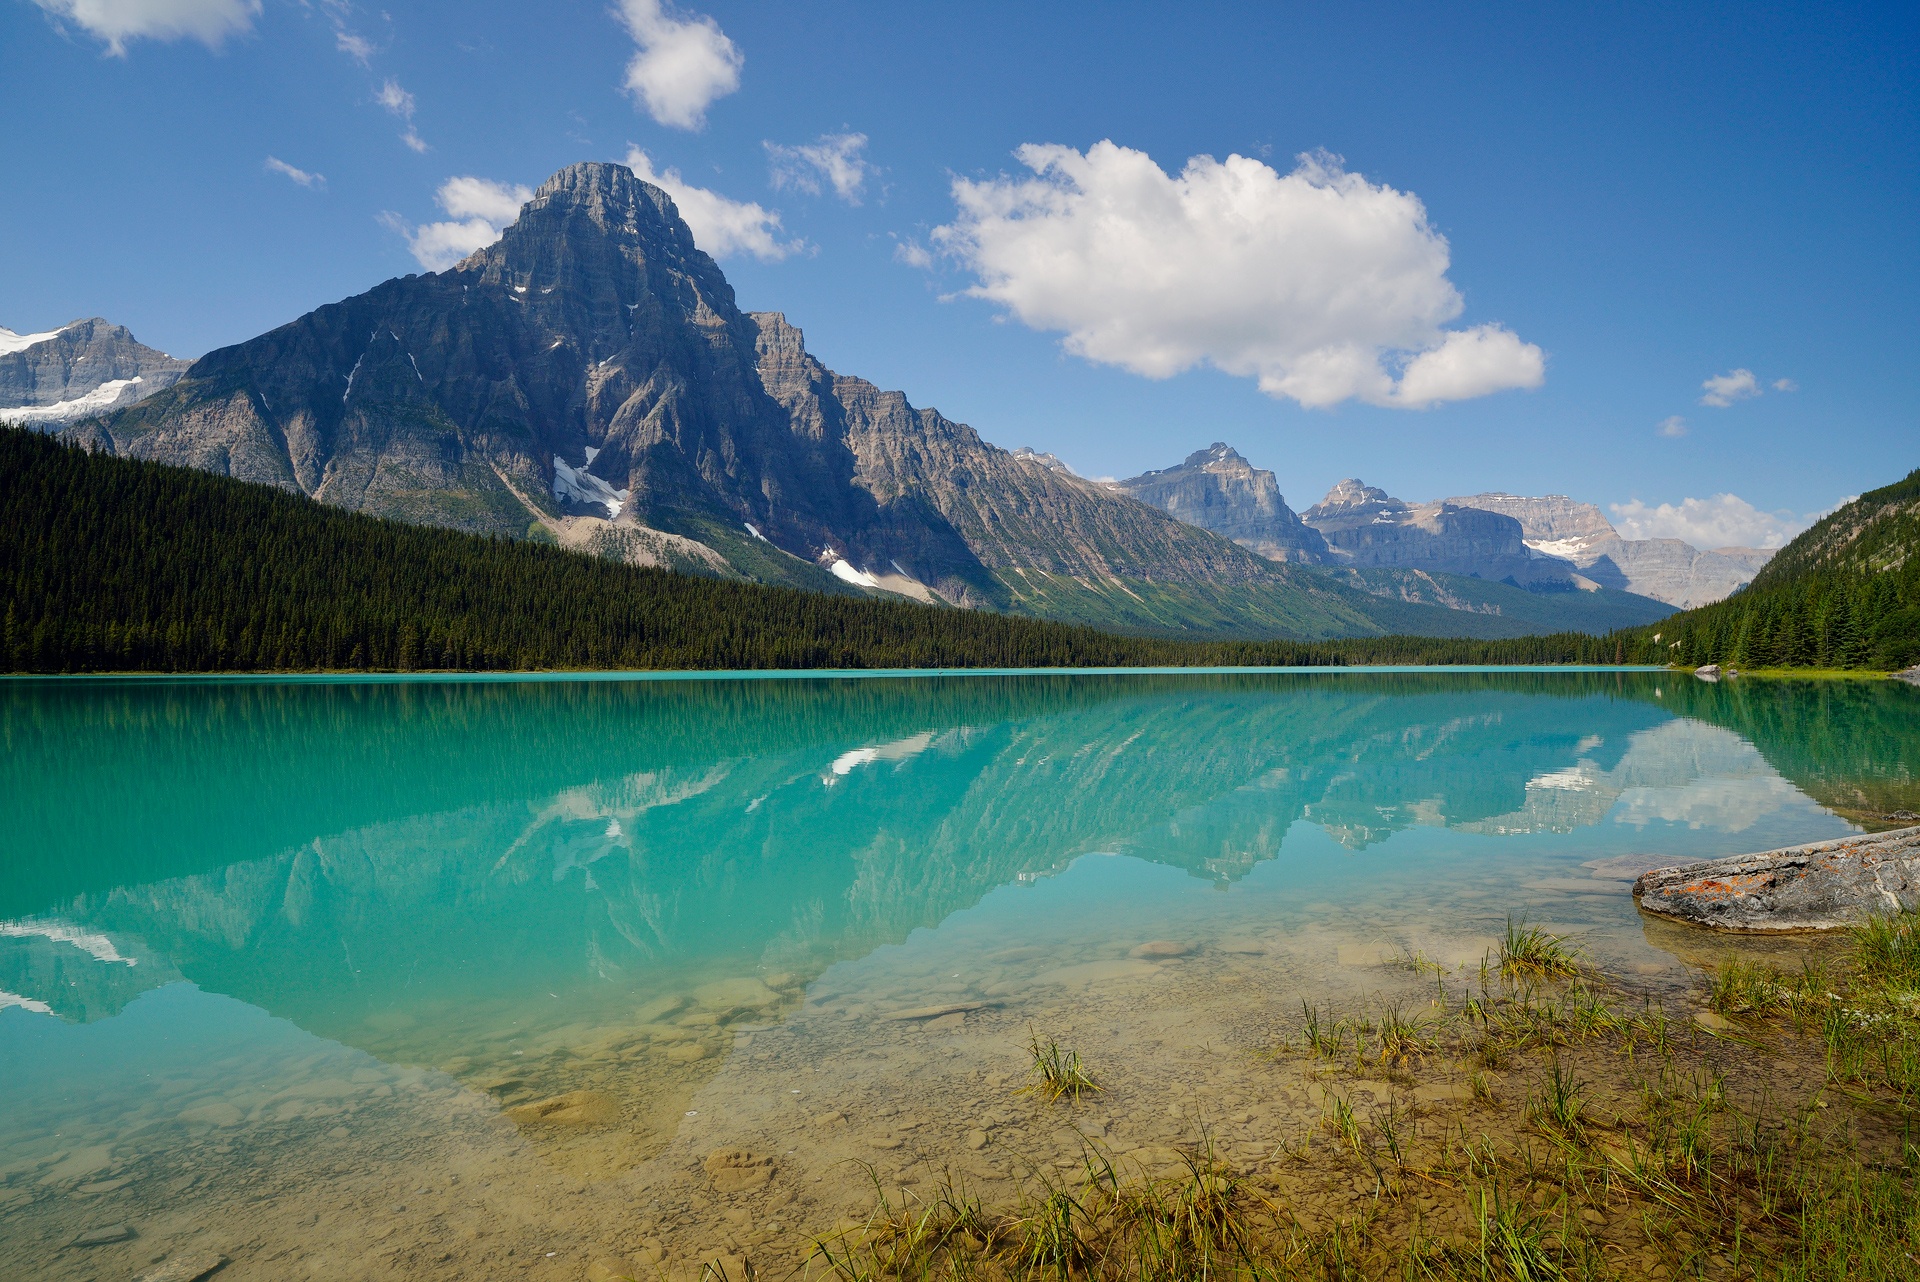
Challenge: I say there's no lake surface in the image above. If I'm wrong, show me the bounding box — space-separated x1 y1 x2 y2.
2 670 1915 1280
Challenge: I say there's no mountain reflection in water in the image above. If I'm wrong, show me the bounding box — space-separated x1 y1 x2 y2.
4 672 1908 1060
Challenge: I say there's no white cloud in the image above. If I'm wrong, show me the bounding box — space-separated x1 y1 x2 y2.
437 176 529 225
616 0 742 130
1610 494 1813 550
1772 377 1798 392
1699 368 1761 407
930 142 1544 410
374 77 428 151
623 147 797 261
335 29 373 63
32 0 258 54
766 132 874 204
1657 415 1688 438
892 237 933 269
264 156 325 189
375 78 414 118
387 176 533 271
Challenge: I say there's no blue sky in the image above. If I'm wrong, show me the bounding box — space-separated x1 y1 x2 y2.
2 1 1914 548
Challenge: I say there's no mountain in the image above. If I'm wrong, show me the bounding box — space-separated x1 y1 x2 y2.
1621 467 1919 670
1301 478 1578 588
0 318 188 426
62 161 1666 643
1444 492 1773 608
1112 443 1331 563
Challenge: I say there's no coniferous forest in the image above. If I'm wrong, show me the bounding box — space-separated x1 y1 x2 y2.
1622 467 1920 671
4 430 1913 675
0 429 1613 674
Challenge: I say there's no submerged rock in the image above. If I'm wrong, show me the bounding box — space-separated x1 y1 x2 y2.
70 1223 135 1246
1633 825 1920 931
135 1252 228 1282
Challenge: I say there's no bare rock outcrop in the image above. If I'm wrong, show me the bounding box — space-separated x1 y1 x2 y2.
1112 443 1330 563
1633 825 1920 931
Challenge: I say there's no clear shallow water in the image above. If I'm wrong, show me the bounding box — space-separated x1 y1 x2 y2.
1 671 1914 1280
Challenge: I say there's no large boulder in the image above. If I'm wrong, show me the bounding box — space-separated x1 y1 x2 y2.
1633 826 1920 931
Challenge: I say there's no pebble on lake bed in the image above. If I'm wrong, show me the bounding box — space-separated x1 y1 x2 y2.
1128 940 1194 959
133 1252 227 1282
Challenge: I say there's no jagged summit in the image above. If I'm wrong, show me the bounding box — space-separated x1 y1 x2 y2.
1 318 187 426
1115 442 1329 563
1304 478 1402 520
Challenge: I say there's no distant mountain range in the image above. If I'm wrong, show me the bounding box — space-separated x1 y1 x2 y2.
1111 442 1770 610
0 319 186 426
1444 492 1774 609
42 162 1680 642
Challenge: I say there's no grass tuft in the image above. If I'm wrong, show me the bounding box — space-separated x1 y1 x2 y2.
1020 1027 1102 1103
1497 914 1581 981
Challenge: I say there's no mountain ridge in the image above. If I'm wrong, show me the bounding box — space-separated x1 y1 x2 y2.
67 160 1641 643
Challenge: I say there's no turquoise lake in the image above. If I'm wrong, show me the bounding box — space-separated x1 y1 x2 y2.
2 670 1915 1280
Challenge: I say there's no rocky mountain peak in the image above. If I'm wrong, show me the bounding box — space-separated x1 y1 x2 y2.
1010 447 1076 476
1304 478 1404 522
1114 442 1329 564
1178 442 1257 475
530 162 689 243
2 318 188 427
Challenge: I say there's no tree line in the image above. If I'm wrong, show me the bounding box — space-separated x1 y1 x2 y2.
1614 467 1919 671
1 429 1618 674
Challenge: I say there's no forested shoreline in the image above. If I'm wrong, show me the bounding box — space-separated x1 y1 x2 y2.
1618 468 1919 672
1 430 1619 674
4 430 1913 676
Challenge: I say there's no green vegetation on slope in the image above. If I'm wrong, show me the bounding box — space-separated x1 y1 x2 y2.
1 429 1619 673
1619 467 1920 671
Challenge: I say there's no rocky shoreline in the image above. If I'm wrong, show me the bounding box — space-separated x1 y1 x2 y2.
1633 825 1920 932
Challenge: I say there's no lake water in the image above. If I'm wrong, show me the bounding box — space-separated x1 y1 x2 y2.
2 670 1915 1280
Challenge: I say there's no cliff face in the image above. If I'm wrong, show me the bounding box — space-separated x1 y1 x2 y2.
1445 492 1774 608
0 319 187 426
1113 443 1330 563
1302 479 1575 587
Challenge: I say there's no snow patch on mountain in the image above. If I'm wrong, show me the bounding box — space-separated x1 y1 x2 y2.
0 377 144 425
553 452 630 518
0 324 68 355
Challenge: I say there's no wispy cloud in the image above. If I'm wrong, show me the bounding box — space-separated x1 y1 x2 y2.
374 77 428 152
625 146 797 261
264 156 325 189
766 132 874 204
1772 377 1798 392
31 0 259 55
892 236 933 269
1699 368 1761 407
375 78 414 117
616 0 742 130
383 176 533 271
932 142 1543 409
335 28 373 63
1657 415 1687 438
